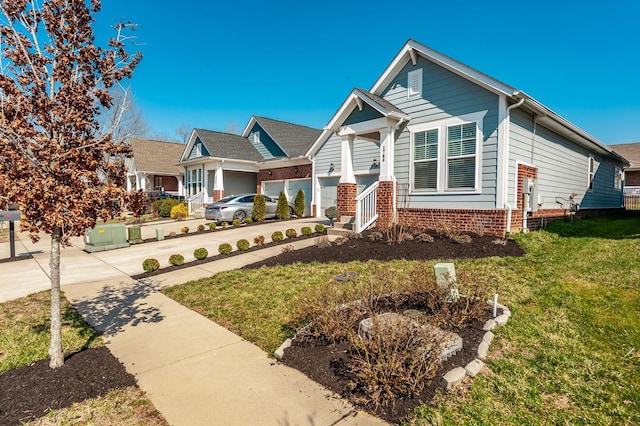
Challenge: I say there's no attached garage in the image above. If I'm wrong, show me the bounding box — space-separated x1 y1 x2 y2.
223 170 257 196
262 178 312 216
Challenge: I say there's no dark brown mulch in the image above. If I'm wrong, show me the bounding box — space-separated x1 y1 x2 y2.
0 346 137 425
244 229 524 269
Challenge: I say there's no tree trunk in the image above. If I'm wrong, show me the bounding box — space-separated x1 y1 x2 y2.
49 226 64 368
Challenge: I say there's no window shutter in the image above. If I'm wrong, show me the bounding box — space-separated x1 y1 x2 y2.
407 68 423 98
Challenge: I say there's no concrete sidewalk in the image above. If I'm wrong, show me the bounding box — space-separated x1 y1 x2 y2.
0 218 387 425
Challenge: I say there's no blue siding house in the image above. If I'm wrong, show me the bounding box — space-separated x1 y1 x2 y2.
307 40 628 235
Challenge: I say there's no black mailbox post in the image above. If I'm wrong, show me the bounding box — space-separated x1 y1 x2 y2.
0 210 21 258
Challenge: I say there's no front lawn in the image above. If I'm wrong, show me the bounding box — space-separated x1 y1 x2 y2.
164 212 640 425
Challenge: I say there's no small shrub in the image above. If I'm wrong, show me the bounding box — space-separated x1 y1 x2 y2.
142 258 160 273
193 247 208 260
271 231 284 242
236 239 250 251
221 222 228 229
169 254 185 266
154 198 181 217
451 234 472 244
293 187 305 217
301 226 312 236
168 231 176 237
334 236 347 246
232 219 241 227
276 191 289 219
253 194 267 222
245 217 253 224
368 231 384 241
181 226 189 234
208 222 216 230
281 244 294 254
415 233 434 243
493 238 507 246
170 203 189 220
197 224 205 232
254 235 265 246
218 243 232 255
314 235 331 248
314 223 326 233
285 228 297 238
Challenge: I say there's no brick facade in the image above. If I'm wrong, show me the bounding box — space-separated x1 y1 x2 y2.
256 164 312 191
337 183 357 216
398 208 508 236
213 190 224 201
625 171 640 186
375 181 396 228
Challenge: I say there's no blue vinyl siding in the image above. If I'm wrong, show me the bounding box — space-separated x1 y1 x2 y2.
314 133 342 177
344 103 384 126
187 137 210 159
382 56 500 209
247 123 286 159
508 109 623 209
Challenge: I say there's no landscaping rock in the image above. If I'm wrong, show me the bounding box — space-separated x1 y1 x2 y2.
465 359 485 377
482 331 494 345
274 338 292 360
483 319 497 331
443 367 467 390
495 314 509 326
477 341 490 359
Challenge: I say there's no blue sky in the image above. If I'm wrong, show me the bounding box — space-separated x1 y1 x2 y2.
94 0 640 145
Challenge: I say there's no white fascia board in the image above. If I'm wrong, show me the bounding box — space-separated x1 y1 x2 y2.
370 40 517 98
137 170 183 177
241 116 258 138
180 131 199 162
339 117 393 136
305 128 333 158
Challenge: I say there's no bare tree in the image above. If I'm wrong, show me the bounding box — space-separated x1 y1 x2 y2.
224 120 241 135
0 0 142 368
176 123 192 144
99 86 149 144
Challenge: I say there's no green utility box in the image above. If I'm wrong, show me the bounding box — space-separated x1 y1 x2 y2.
128 226 143 244
84 224 130 252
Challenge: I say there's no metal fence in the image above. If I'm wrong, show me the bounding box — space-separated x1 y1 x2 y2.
624 187 640 210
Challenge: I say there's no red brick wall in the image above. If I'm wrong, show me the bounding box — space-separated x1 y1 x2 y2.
397 208 508 236
337 183 357 216
626 171 640 186
213 190 224 201
256 164 312 189
375 181 396 229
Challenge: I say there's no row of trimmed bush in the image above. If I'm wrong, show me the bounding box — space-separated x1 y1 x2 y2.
142 224 326 272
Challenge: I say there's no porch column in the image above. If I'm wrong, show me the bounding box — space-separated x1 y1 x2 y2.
126 175 133 192
213 164 224 201
177 175 184 196
337 135 357 216
379 127 395 181
377 127 397 228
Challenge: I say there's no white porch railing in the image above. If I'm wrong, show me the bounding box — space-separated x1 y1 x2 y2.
187 190 206 215
355 181 379 233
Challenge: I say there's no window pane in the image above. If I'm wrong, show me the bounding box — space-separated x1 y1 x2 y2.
414 129 438 160
448 157 475 188
448 123 476 157
415 160 437 189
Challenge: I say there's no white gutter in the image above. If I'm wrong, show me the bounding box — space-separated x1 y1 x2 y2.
504 97 525 234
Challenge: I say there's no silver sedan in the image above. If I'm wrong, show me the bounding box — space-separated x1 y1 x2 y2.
204 194 287 223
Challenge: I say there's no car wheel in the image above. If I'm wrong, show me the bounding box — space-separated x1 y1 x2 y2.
233 210 247 222
288 206 294 217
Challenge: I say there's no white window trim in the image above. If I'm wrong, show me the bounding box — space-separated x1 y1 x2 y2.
408 111 486 195
407 68 423 99
588 154 595 192
614 166 622 190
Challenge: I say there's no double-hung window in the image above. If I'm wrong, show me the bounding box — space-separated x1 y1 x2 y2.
413 129 438 190
410 111 484 193
588 155 595 191
446 123 477 190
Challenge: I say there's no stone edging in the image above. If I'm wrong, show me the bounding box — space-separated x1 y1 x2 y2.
442 302 511 390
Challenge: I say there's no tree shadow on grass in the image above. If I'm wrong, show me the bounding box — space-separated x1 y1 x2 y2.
543 210 640 239
70 279 165 338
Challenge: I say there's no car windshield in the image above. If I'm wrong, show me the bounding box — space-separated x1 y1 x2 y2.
216 196 239 204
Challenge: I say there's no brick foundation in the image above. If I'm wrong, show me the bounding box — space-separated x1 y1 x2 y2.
397 208 508 236
375 181 396 229
213 190 224 201
337 183 357 216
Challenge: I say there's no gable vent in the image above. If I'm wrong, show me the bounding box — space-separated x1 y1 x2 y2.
408 68 423 99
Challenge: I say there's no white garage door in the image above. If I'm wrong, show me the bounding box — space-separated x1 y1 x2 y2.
319 177 339 216
286 179 312 216
262 181 285 200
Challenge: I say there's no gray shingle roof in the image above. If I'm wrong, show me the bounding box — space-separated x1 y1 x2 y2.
193 129 264 162
253 116 322 157
610 143 640 170
354 88 407 117
130 138 185 174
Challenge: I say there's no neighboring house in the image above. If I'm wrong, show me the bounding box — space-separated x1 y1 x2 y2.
610 143 640 187
126 138 186 196
307 39 629 236
178 116 321 215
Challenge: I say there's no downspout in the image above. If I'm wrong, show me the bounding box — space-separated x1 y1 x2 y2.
504 97 525 234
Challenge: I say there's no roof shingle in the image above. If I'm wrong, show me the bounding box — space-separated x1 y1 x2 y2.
130 138 185 174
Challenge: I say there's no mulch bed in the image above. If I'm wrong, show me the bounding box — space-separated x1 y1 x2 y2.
0 347 137 425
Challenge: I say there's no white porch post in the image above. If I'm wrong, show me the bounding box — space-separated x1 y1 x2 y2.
215 164 224 191
379 127 395 181
126 175 132 192
177 175 184 196
339 134 356 184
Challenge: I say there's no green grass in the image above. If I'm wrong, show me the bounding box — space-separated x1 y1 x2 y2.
164 212 640 424
0 291 102 372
